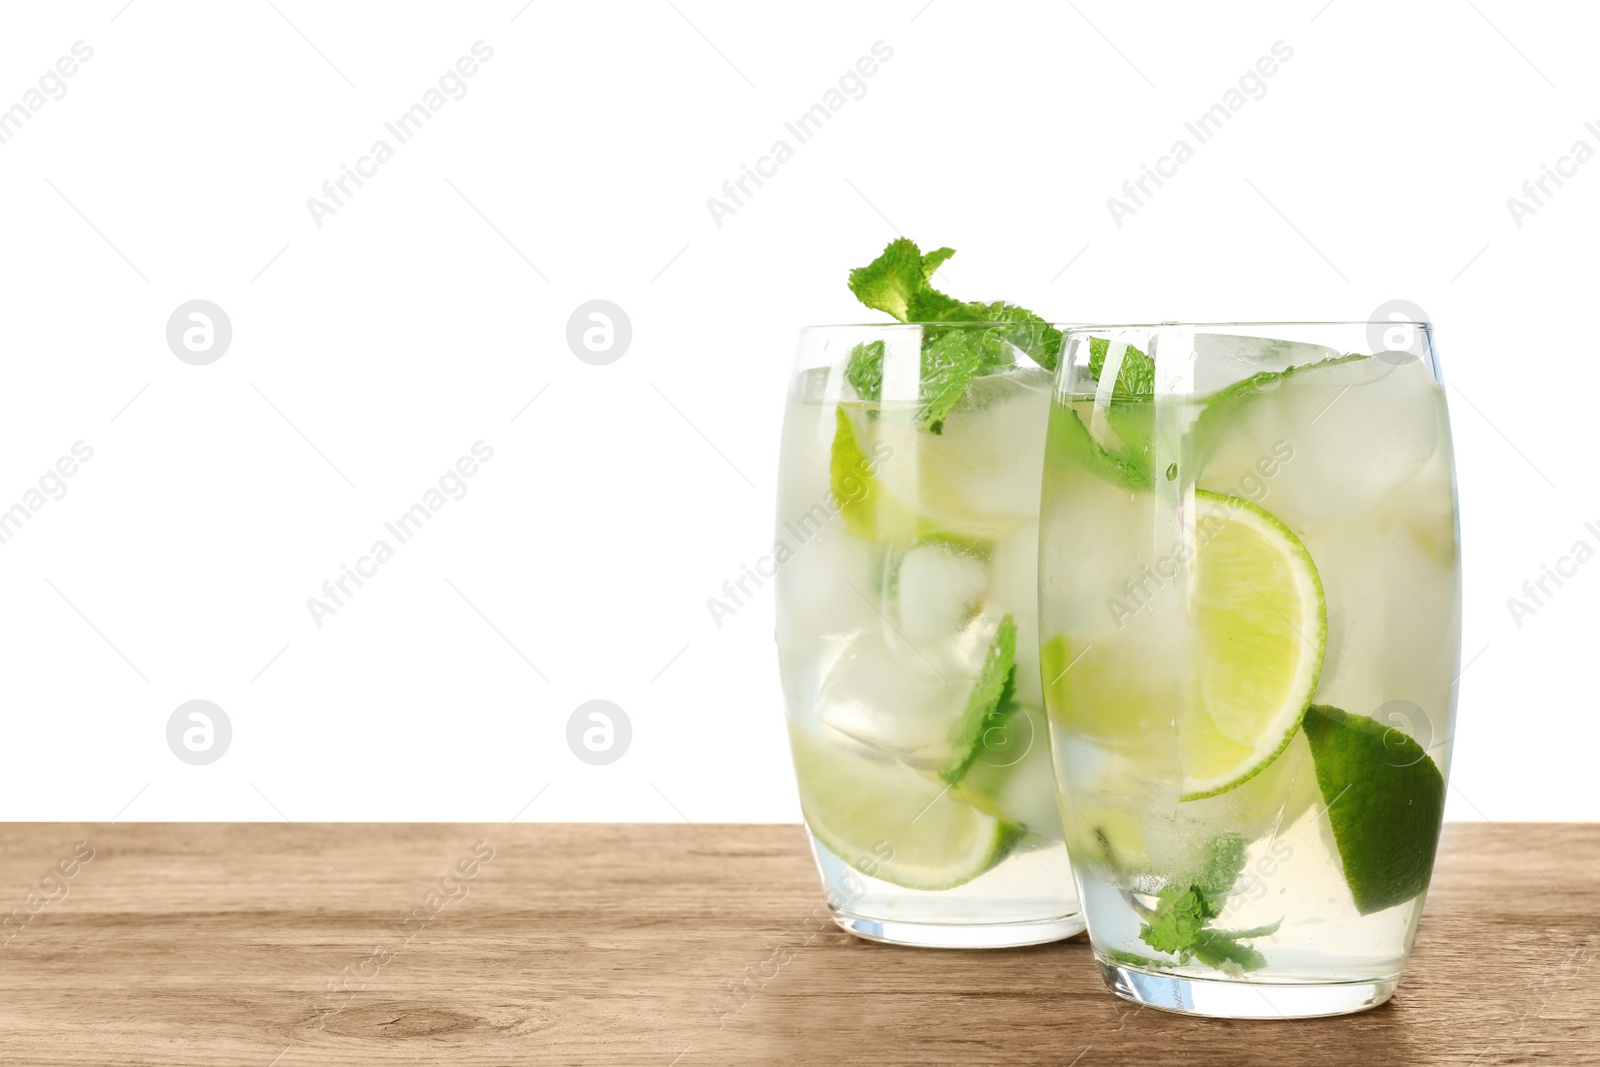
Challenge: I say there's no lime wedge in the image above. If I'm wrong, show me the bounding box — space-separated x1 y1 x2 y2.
790 725 1021 891
1181 490 1326 799
1302 704 1445 914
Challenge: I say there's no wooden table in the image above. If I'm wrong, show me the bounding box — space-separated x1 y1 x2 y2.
0 823 1593 1065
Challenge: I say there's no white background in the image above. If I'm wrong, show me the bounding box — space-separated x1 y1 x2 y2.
0 0 1592 824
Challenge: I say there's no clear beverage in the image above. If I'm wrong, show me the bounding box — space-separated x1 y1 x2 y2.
1040 324 1459 1015
776 324 1081 947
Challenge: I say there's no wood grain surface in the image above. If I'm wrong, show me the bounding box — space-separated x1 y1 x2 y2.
0 822 1592 1066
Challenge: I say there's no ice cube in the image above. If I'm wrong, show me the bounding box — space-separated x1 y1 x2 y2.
1199 356 1442 526
1189 333 1346 395
893 541 990 645
816 627 989 767
1303 449 1460 747
865 368 1052 537
774 523 879 645
928 368 1054 524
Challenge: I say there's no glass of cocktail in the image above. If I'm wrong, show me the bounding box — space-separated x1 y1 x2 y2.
1039 322 1459 1015
776 321 1082 947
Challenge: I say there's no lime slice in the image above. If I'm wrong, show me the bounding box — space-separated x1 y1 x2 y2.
1302 704 1445 914
1042 492 1325 800
1180 491 1326 799
790 725 1020 891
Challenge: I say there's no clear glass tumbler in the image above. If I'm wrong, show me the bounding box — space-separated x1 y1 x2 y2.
775 322 1082 947
1039 323 1459 1015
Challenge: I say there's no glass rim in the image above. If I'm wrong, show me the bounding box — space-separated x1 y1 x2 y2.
1059 320 1432 331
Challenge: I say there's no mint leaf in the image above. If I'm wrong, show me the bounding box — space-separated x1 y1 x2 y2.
1216 920 1283 940
906 289 1063 372
920 246 956 279
1191 929 1269 973
1080 337 1157 471
1138 886 1210 955
1136 833 1277 972
841 324 1009 432
844 341 884 402
941 615 1018 785
1087 336 1155 397
847 237 927 321
1045 405 1150 492
843 239 1063 430
916 328 1009 433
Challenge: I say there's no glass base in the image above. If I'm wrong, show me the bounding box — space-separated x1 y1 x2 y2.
833 912 1084 949
1097 958 1398 1019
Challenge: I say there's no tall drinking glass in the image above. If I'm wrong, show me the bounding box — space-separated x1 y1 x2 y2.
1040 323 1459 1015
775 323 1081 947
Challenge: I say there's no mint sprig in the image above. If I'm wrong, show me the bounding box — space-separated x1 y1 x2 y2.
842 238 1062 433
1133 833 1281 974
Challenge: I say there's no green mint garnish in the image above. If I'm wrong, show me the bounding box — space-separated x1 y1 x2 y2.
1045 400 1150 492
1134 832 1280 974
940 615 1018 786
1191 926 1278 973
1139 885 1212 955
1087 336 1155 396
845 237 946 321
843 341 884 403
842 238 1062 433
914 328 1009 433
1080 336 1156 471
